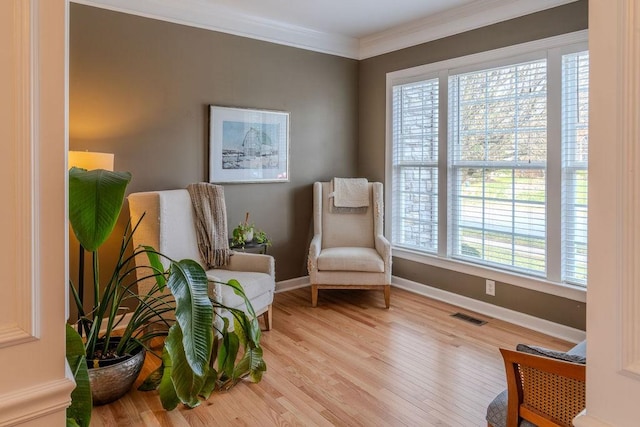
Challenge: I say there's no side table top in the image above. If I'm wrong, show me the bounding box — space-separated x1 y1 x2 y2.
229 239 269 254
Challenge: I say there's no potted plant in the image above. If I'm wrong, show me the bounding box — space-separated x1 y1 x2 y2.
231 212 271 247
67 168 266 424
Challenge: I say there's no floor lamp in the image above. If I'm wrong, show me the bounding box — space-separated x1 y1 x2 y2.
68 151 114 333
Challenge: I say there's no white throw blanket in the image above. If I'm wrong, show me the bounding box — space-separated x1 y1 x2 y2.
332 178 369 208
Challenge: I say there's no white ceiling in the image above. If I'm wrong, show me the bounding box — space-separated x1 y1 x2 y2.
74 0 578 59
194 0 477 39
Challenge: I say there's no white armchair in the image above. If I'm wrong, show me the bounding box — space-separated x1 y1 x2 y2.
307 181 391 308
128 189 275 330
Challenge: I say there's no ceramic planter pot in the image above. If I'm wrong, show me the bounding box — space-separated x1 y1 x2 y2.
88 345 145 405
243 227 254 242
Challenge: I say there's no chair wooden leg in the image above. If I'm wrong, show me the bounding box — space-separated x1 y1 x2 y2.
383 284 391 309
311 284 318 307
261 304 273 331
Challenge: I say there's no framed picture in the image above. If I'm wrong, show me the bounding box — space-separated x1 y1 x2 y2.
209 105 290 183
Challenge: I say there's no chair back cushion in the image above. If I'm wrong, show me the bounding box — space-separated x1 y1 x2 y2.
129 189 202 268
318 181 376 249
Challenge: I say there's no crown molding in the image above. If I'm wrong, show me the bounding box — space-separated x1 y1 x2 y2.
72 0 578 60
71 0 360 59
359 0 579 59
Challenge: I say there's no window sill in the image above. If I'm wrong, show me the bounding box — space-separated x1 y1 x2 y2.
392 246 587 303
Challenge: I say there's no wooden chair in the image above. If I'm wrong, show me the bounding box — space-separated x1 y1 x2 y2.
495 347 586 427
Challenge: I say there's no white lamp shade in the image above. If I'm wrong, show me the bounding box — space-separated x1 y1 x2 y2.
68 151 114 171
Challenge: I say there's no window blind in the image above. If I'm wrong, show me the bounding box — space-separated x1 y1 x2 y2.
388 37 589 289
392 79 439 252
561 51 589 286
449 60 548 275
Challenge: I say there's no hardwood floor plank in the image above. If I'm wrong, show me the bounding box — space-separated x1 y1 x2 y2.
91 287 574 426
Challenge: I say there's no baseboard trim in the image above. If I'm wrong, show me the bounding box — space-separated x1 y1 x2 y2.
392 276 586 343
276 276 310 293
0 376 75 426
273 274 586 342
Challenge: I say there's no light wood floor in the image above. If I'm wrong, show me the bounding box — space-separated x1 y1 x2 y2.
91 287 572 426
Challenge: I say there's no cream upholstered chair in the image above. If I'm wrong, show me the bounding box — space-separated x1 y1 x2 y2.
307 181 391 308
128 189 275 330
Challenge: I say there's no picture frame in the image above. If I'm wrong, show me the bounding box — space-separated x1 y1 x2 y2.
209 105 290 183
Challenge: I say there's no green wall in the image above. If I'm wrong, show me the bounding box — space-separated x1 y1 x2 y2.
358 0 588 329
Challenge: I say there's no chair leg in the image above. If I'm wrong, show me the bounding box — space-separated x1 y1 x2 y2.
311 284 318 307
383 284 391 309
261 304 273 331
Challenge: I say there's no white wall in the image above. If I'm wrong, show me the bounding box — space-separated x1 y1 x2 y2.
574 1 640 426
0 0 73 425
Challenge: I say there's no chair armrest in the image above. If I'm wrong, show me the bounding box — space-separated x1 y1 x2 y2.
307 234 321 276
375 235 392 282
374 235 391 263
226 252 275 279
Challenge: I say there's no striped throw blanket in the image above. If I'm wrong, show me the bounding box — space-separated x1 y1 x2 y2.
187 182 231 268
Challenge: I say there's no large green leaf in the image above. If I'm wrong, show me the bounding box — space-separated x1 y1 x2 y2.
68 167 131 251
199 368 218 400
167 259 213 377
65 324 91 427
142 245 167 288
138 365 163 391
231 310 265 383
225 279 261 343
217 319 240 380
234 346 266 383
158 347 180 411
233 316 248 347
232 308 261 348
165 324 206 408
225 279 256 319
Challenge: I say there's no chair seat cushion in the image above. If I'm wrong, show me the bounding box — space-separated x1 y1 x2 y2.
516 342 586 364
486 390 537 427
567 340 586 358
317 247 384 273
206 269 274 310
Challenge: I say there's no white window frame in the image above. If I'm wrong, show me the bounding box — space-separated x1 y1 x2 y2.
385 30 588 302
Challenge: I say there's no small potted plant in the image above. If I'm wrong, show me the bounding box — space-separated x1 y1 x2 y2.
232 212 254 245
232 212 271 247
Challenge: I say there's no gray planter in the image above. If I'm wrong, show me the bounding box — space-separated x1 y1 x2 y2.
88 347 145 405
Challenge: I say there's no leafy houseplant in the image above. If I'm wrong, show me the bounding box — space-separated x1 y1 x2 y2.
66 324 91 427
231 212 271 247
67 168 266 421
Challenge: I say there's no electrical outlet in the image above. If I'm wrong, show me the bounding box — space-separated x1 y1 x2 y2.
486 279 495 296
